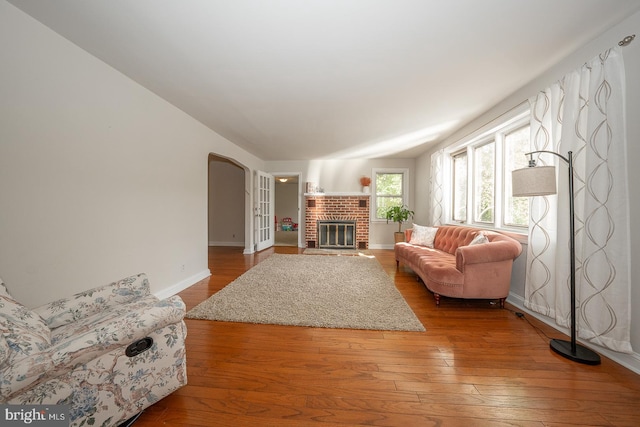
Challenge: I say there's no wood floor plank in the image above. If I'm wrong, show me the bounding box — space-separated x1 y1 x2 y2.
132 246 640 426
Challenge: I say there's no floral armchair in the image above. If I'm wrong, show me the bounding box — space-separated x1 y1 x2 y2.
1 273 187 427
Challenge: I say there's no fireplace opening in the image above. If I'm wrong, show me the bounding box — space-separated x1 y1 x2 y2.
317 220 356 249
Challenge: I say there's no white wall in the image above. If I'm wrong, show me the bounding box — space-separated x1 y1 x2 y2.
0 1 264 305
266 158 416 248
416 11 640 369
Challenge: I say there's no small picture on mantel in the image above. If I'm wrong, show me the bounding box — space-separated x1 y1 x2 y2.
306 182 318 193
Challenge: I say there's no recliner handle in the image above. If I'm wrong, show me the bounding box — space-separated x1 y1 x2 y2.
125 337 154 357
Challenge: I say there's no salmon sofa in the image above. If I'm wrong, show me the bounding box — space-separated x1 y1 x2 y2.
395 225 522 307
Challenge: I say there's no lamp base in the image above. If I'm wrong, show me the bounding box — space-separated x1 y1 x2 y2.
550 339 601 365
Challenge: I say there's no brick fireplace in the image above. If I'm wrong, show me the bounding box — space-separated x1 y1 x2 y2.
304 193 370 249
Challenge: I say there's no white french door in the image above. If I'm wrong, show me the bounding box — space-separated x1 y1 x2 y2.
255 171 275 251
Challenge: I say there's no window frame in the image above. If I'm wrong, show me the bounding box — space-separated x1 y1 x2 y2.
502 123 532 228
371 168 410 222
445 110 530 232
472 138 496 225
451 150 468 222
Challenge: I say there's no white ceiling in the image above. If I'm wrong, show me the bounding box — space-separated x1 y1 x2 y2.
9 0 640 160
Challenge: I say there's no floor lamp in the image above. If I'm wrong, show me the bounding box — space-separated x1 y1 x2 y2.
512 150 601 365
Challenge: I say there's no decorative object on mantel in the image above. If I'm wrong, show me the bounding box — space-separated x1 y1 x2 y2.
360 176 371 193
384 205 414 243
305 182 319 193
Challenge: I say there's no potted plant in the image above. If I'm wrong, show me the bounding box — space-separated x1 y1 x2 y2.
385 205 414 243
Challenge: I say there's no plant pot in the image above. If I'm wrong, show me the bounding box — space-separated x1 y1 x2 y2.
394 232 405 243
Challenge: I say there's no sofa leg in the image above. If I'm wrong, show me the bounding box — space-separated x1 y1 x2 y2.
499 298 505 309
433 293 441 307
396 260 399 270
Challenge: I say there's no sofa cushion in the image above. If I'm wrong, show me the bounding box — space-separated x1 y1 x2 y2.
409 224 437 247
50 294 160 345
0 282 51 368
418 252 463 285
433 226 478 254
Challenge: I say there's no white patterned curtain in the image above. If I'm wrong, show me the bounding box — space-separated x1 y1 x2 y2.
525 46 632 353
430 149 444 225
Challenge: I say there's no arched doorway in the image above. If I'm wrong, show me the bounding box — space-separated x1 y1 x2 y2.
207 154 252 254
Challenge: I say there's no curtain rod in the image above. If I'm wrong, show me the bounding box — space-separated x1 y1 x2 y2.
619 34 635 46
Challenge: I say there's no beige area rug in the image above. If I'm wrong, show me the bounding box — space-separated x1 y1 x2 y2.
187 253 425 331
303 248 373 256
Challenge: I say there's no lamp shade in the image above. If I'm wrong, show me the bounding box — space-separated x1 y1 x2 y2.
512 166 557 197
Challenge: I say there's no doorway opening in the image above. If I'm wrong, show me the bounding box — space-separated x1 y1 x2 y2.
208 154 251 254
274 173 301 247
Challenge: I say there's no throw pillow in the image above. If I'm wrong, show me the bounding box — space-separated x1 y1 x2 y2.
469 232 489 246
409 224 437 248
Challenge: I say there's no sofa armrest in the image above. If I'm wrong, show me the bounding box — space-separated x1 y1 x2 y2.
455 240 522 271
33 273 150 329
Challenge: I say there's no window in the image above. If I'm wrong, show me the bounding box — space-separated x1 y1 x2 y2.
373 169 409 220
503 125 530 226
474 141 495 223
448 113 530 230
452 152 467 222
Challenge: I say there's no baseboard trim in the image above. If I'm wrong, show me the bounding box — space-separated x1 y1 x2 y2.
507 292 640 375
154 269 211 300
209 241 244 247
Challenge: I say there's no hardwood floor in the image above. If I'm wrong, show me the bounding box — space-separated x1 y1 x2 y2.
135 246 640 426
